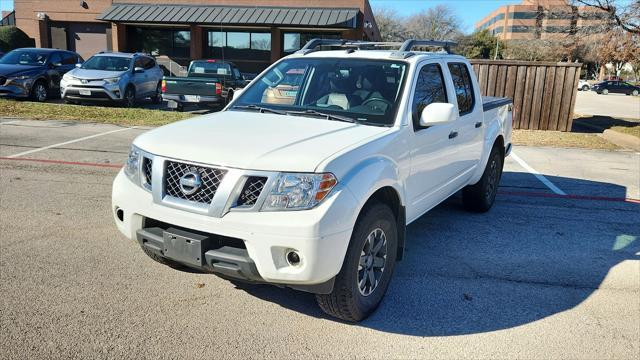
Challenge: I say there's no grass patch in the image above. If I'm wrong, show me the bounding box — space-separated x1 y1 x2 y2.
0 99 191 126
610 125 640 138
512 130 619 150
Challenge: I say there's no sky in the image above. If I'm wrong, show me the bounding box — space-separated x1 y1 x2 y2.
0 0 516 33
370 0 519 33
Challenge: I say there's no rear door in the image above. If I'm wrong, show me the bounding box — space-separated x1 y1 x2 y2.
446 62 483 180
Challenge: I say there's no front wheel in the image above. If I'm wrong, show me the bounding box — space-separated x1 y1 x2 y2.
315 203 397 322
30 80 48 102
123 86 136 108
632 90 639 96
462 145 504 212
581 85 589 91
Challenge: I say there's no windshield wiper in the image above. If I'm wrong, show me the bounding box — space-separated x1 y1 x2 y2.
232 104 286 115
286 109 357 124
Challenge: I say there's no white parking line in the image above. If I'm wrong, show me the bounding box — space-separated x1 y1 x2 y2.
7 127 136 158
511 152 567 195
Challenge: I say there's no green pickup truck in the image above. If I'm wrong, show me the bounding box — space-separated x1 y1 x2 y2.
161 60 248 111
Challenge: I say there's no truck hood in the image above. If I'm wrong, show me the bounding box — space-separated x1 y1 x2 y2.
134 110 390 172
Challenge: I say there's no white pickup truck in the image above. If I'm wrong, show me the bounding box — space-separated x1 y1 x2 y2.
112 39 512 321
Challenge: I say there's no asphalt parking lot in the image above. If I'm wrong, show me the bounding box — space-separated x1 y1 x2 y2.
1 119 638 359
574 90 640 120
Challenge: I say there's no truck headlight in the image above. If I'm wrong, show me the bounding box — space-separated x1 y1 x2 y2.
124 145 141 184
262 173 337 211
104 77 120 84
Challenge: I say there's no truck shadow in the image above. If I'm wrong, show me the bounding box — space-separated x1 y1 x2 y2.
232 172 639 336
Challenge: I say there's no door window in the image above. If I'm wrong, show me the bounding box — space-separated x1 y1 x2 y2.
448 63 475 115
60 52 77 65
49 52 63 66
412 63 448 130
134 57 144 69
143 57 155 70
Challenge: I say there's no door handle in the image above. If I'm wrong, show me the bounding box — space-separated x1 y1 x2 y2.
475 122 483 128
448 131 458 139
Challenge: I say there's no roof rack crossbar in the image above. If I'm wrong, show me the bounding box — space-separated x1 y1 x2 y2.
397 40 457 53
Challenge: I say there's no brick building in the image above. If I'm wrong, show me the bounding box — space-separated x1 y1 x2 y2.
475 0 607 40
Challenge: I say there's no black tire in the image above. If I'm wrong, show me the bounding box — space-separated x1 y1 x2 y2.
632 90 639 96
30 80 48 102
316 203 397 322
581 85 589 91
123 86 136 108
226 90 234 105
151 82 162 104
174 103 184 112
462 145 504 213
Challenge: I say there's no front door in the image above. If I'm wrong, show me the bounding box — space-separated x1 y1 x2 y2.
406 61 460 221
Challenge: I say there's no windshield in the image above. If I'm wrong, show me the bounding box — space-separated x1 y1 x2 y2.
232 58 408 126
81 56 131 71
0 50 49 66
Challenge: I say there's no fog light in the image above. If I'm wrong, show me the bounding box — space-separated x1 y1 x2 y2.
286 250 301 266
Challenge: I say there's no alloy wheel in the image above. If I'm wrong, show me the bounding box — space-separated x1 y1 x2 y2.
358 228 387 297
34 83 47 102
485 157 499 201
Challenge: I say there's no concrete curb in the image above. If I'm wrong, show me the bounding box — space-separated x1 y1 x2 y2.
603 129 640 151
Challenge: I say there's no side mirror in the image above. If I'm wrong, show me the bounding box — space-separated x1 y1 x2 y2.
419 103 456 127
75 63 82 68
134 67 145 74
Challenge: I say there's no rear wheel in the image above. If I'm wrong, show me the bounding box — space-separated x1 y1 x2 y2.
602 89 609 95
30 80 48 102
462 145 504 213
315 203 397 322
581 85 589 91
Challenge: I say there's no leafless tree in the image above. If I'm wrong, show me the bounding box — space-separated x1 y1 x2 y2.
372 8 407 42
405 5 461 41
568 0 640 34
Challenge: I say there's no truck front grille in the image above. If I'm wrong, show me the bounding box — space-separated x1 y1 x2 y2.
142 157 153 189
237 177 267 207
164 160 227 204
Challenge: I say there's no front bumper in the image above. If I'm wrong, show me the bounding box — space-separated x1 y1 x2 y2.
0 79 31 98
61 79 121 102
112 169 359 289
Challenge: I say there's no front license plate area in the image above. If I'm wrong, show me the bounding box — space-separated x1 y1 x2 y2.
163 228 210 267
79 89 91 96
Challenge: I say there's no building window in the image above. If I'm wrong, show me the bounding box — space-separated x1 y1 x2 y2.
493 26 504 34
508 11 540 19
282 32 341 55
206 31 271 61
127 27 191 59
506 25 534 33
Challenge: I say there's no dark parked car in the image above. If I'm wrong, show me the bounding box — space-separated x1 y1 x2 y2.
0 48 82 102
162 60 248 111
591 80 640 96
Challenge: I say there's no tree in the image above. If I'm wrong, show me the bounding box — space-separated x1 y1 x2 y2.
373 8 407 42
570 0 640 34
405 5 461 41
0 26 34 52
455 30 502 59
502 39 567 61
596 30 640 77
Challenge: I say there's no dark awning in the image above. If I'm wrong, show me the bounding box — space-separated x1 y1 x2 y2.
98 5 359 28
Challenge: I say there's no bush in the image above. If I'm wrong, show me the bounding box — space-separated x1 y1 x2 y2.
0 26 35 52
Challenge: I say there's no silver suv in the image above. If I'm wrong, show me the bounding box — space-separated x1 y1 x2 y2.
61 52 164 107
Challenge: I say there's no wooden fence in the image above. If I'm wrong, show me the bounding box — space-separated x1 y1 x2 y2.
470 60 582 131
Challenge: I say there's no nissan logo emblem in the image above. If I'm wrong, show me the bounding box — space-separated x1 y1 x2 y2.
179 171 202 195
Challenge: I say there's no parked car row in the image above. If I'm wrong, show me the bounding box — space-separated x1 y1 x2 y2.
577 79 640 96
0 47 254 110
